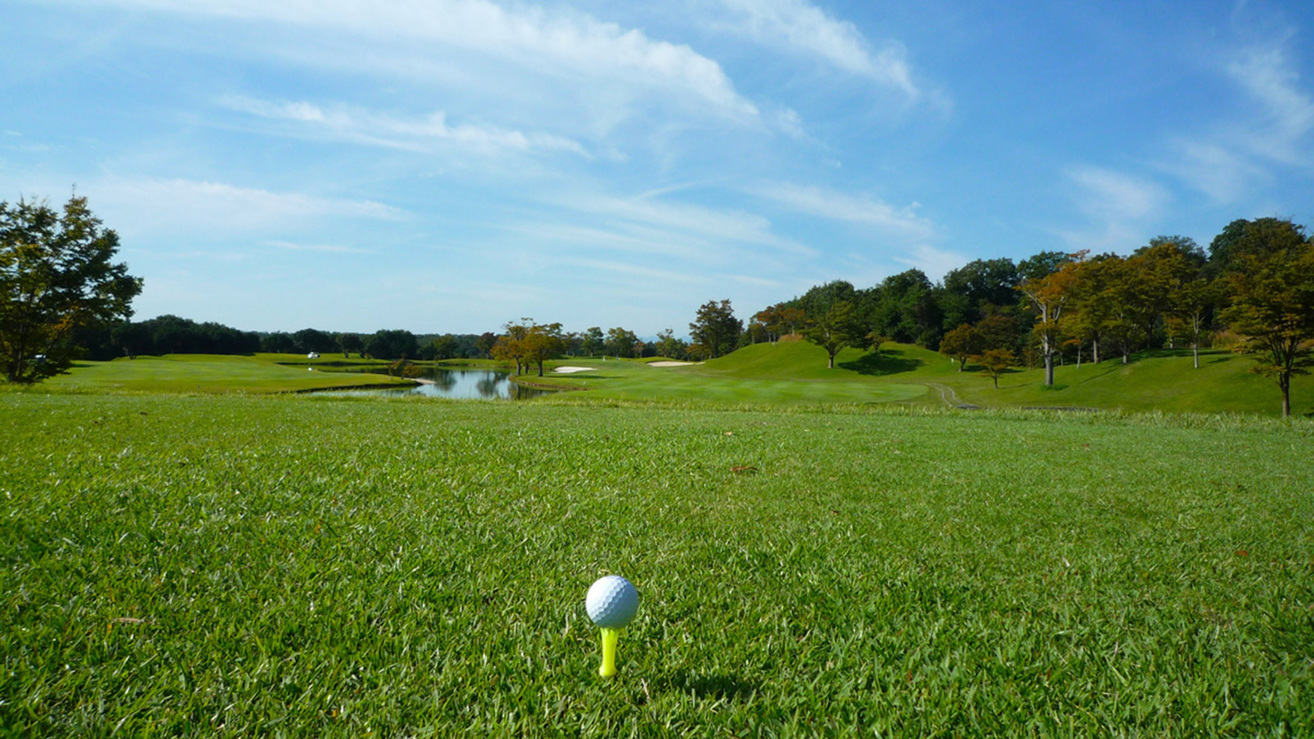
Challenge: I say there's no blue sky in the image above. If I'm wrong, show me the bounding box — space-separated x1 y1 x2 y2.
3 0 1313 336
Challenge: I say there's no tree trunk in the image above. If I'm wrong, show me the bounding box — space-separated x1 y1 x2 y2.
828 351 836 369
1044 352 1055 386
1192 342 1199 369
1281 373 1291 417
1075 343 1082 369
1093 339 1100 364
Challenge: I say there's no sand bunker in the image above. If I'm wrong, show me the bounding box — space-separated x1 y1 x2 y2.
552 366 594 374
649 361 702 367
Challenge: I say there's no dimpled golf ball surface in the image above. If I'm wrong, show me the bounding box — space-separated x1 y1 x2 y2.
585 575 639 629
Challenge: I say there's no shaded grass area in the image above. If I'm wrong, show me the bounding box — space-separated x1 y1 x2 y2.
31 354 416 394
2 394 1311 735
936 348 1314 417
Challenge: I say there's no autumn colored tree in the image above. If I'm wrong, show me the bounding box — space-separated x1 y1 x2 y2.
492 318 534 374
521 322 566 376
1018 256 1080 386
1219 220 1314 417
938 323 983 371
975 348 1016 389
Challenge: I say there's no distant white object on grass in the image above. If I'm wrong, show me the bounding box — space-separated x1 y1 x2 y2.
308 352 319 359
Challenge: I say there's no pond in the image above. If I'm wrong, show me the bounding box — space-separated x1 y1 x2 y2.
329 368 552 400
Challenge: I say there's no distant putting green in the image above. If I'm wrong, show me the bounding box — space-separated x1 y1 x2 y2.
32 354 415 395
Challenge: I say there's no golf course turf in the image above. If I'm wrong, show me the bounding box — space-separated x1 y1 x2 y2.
2 391 1310 735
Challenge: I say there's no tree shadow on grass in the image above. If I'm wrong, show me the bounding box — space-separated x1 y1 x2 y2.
654 670 759 702
838 349 922 376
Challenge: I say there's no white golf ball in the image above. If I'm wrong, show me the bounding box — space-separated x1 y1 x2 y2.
585 575 639 629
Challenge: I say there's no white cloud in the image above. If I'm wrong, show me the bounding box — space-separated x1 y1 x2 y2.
89 178 403 236
1226 46 1314 166
1059 166 1170 252
892 243 969 282
267 240 373 255
1067 166 1169 223
224 97 589 157
1164 40 1313 203
749 181 936 239
715 0 919 97
82 0 758 120
556 191 815 256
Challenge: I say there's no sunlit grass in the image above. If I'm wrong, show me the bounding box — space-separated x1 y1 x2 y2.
2 394 1310 735
34 354 415 395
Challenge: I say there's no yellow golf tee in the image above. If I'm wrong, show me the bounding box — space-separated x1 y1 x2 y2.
598 628 620 677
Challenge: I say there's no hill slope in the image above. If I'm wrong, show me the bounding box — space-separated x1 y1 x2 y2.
698 341 1312 416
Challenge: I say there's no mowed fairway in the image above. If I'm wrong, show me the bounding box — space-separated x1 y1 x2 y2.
2 395 1311 736
41 354 416 395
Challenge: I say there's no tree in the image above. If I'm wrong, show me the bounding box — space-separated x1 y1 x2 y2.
337 332 364 358
581 327 605 357
871 269 943 347
1168 278 1219 369
1018 255 1079 386
604 327 638 358
689 300 742 359
939 324 983 371
365 329 418 360
941 258 1020 327
521 322 565 376
475 331 497 359
975 348 1016 389
801 300 866 369
656 328 685 359
293 328 337 354
1 194 143 383
1219 220 1314 417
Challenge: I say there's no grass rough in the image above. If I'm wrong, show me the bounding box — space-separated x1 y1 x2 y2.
2 394 1311 736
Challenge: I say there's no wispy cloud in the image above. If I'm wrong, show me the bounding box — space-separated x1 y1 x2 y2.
1164 39 1314 203
893 243 970 282
714 0 919 98
90 178 403 236
267 240 373 255
748 181 936 239
555 191 814 256
1059 166 1169 251
1226 45 1314 166
85 0 759 120
224 97 589 157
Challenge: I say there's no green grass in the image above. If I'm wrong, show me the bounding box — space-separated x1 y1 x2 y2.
2 393 1311 735
30 354 416 395
542 340 1313 417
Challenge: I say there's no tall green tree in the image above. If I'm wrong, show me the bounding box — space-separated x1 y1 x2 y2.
1 195 143 383
689 300 742 359
801 300 866 369
1219 220 1314 417
604 327 639 358
337 332 364 358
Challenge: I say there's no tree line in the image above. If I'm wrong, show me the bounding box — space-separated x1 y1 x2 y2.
747 218 1313 416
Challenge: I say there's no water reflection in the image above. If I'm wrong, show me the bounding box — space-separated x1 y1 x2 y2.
331 368 550 400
